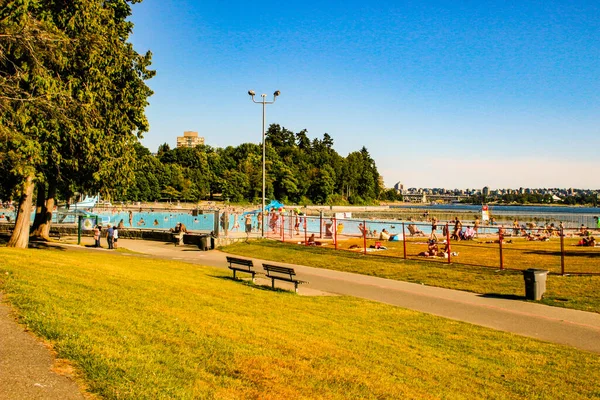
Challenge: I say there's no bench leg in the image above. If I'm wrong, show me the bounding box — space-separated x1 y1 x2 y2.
233 270 237 280
271 278 275 289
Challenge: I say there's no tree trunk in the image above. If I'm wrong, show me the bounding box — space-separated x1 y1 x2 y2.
7 175 35 248
40 182 56 238
31 181 56 240
31 182 47 235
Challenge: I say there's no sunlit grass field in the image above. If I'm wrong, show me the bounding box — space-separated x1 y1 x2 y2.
222 240 600 313
1 247 600 399
329 235 599 274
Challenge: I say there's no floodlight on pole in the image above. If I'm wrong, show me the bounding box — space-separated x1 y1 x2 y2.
248 90 280 238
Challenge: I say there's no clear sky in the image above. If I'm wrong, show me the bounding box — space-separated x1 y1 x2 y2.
129 0 600 190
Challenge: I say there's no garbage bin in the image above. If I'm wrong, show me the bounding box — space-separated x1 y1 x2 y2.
522 269 549 300
198 236 208 251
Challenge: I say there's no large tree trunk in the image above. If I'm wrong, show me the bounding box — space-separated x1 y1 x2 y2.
31 182 47 234
7 175 35 248
31 181 56 240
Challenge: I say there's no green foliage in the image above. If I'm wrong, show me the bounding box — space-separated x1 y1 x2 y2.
1 1 154 227
116 126 382 205
463 192 597 206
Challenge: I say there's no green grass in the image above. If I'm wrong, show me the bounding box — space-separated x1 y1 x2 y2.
1 248 600 399
221 240 600 313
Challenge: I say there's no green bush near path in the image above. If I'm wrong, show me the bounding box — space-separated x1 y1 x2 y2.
221 240 600 314
1 247 600 399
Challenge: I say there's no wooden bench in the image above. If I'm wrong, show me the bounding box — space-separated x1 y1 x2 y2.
226 256 256 282
262 263 308 293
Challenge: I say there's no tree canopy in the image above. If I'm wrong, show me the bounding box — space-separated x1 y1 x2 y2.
120 125 383 205
0 0 154 247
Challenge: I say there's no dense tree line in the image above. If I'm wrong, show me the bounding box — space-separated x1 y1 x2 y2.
462 192 598 206
119 125 384 206
0 2 386 249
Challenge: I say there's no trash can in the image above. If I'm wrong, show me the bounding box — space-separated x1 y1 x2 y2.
522 269 549 300
198 236 208 251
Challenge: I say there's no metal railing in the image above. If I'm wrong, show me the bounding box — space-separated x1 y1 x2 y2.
259 213 600 275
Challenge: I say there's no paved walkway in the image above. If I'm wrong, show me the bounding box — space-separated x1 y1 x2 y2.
115 238 600 354
0 294 85 400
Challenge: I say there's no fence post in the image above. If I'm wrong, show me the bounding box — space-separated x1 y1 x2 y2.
363 219 367 255
446 223 451 264
402 222 407 260
334 217 338 250
77 215 82 245
560 227 565 275
319 210 323 239
304 216 308 246
281 214 285 242
498 227 504 270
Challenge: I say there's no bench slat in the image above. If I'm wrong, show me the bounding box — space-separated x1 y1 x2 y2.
263 264 295 276
262 263 308 293
226 256 254 267
226 257 255 282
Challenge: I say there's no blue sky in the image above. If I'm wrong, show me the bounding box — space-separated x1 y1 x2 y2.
129 0 600 189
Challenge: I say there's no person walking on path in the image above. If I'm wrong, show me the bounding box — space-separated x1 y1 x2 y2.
93 225 101 248
113 226 119 249
106 224 115 249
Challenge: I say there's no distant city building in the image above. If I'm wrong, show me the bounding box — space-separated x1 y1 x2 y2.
176 131 204 148
394 181 404 194
482 186 489 197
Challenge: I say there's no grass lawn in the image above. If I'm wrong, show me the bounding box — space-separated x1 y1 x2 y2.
1 247 600 399
221 240 600 314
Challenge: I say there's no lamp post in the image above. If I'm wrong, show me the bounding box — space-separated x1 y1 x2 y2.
248 90 280 238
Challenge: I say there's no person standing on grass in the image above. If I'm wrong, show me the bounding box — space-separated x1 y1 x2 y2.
474 218 480 237
106 224 114 249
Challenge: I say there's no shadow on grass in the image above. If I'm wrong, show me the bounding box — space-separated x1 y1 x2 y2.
28 242 67 251
478 293 526 301
524 250 600 258
211 275 296 294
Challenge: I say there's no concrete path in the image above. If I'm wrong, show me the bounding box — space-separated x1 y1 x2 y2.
0 294 85 400
115 238 600 354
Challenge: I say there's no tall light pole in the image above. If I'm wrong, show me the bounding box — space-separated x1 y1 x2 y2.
248 90 280 238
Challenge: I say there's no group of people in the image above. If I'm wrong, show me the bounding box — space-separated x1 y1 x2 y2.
577 236 597 247
92 224 118 249
417 239 456 258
